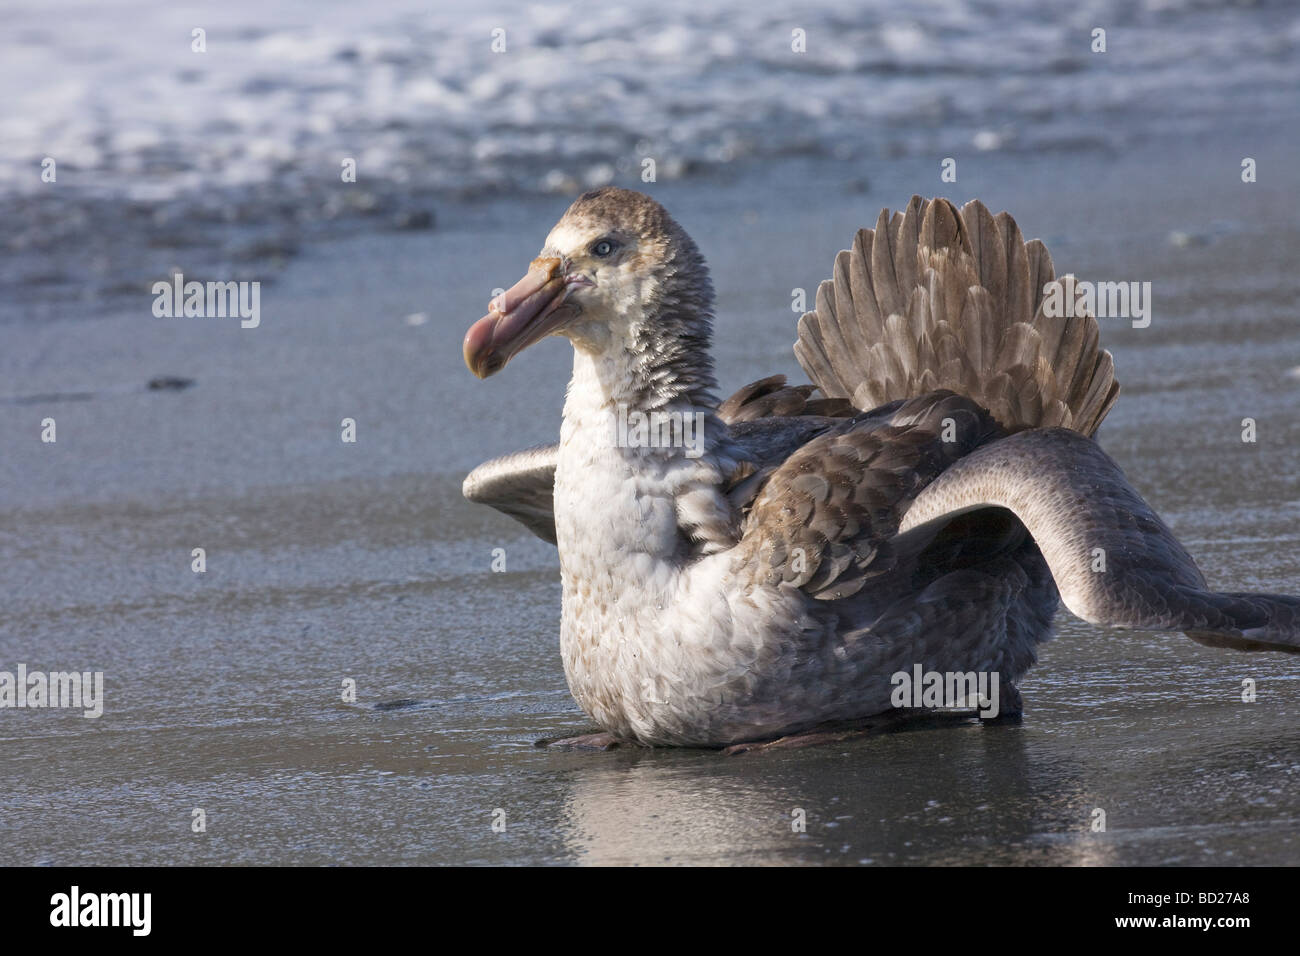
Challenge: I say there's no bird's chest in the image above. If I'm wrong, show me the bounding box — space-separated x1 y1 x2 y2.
551 416 695 736
552 405 686 563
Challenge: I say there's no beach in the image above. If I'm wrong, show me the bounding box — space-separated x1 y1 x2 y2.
1 0 1299 865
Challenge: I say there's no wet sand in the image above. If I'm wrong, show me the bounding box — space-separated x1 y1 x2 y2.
2 138 1299 865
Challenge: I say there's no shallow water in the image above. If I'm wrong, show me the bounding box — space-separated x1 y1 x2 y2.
2 132 1299 864
9 0 1297 199
6 0 1300 326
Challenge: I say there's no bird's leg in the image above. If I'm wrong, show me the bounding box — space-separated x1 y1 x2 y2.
721 712 911 755
535 731 626 751
980 681 1023 722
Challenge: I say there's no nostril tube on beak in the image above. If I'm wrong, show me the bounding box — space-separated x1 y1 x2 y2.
529 256 564 285
490 257 563 316
464 256 570 378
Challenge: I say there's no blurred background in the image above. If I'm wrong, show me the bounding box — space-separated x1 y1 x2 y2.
4 0 1299 322
2 1 1299 866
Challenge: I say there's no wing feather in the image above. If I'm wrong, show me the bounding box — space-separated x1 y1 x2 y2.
899 428 1300 652
462 444 559 543
794 196 1120 437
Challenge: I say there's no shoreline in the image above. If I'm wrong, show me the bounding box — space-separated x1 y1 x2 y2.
3 132 1297 509
2 125 1298 866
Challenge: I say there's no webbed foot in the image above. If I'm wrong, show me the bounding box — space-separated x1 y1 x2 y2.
979 681 1023 722
535 731 626 751
721 713 907 755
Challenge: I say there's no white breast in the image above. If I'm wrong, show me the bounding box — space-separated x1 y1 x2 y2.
551 351 805 744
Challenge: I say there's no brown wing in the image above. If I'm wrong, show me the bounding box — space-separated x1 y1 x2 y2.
900 427 1300 653
794 196 1120 437
717 373 856 423
462 444 559 543
729 391 1003 601
463 375 854 545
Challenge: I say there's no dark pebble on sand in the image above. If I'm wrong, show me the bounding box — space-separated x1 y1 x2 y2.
391 208 435 231
147 376 196 391
374 699 422 711
229 236 301 261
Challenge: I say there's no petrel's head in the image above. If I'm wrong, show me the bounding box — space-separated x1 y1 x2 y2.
463 188 715 394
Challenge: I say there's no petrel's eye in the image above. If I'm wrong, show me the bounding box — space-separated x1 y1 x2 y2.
591 239 617 258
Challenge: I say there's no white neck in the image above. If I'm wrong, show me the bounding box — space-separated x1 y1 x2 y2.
551 344 746 739
554 348 733 564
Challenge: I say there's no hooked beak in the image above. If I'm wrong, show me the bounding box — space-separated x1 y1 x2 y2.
464 256 574 378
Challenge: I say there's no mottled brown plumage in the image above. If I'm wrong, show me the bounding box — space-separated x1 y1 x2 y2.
794 197 1119 436
462 189 1300 748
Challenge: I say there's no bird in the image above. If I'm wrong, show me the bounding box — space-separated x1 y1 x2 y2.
461 187 1300 751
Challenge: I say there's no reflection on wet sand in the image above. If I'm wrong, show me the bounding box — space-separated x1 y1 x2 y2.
551 722 1118 866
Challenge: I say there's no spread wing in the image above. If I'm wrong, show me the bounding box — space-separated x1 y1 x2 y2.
794 195 1119 436
729 391 1003 600
899 427 1300 653
462 375 854 544
462 444 560 544
727 399 1300 656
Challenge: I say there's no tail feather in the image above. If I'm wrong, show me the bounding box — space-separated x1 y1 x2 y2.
794 196 1120 437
